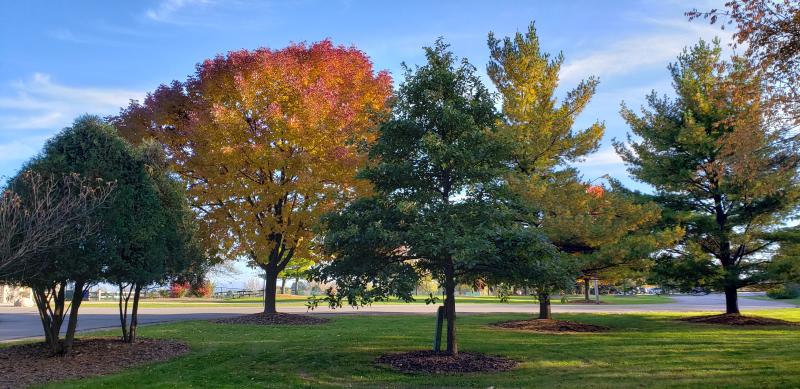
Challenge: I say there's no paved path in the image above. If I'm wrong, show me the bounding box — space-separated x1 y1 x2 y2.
1 293 794 341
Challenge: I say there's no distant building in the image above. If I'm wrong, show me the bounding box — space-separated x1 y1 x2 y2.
0 284 34 307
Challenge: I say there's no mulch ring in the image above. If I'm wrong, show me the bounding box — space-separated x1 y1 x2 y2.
0 337 188 389
490 319 610 333
375 350 517 374
566 299 608 304
678 313 800 326
213 312 330 325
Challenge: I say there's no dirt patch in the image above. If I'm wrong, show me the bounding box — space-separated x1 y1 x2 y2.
491 319 610 333
0 338 188 389
678 313 799 326
374 350 517 374
214 312 330 325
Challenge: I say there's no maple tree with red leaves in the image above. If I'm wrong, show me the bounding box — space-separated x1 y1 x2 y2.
113 40 392 313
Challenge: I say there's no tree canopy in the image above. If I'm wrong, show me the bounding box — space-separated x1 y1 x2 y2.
316 40 521 355
113 40 393 313
615 40 800 314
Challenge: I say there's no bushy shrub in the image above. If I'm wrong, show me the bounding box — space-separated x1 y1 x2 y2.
170 281 190 298
192 281 214 297
767 283 800 299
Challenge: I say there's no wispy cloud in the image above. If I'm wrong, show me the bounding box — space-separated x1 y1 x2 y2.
145 0 213 23
576 147 625 168
560 17 732 84
48 28 124 46
0 135 50 163
0 73 144 131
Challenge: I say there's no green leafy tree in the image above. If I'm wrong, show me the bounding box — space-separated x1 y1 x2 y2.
5 116 138 355
108 140 205 343
491 226 568 319
280 256 314 294
316 40 513 355
615 40 800 314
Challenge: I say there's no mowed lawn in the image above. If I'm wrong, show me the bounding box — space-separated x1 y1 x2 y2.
745 296 800 307
35 309 800 388
79 294 673 308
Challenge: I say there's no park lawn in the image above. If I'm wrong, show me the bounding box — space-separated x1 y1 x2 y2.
79 294 673 308
745 295 800 307
36 309 800 388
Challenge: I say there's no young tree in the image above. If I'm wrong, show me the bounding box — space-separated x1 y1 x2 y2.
317 40 514 355
4 116 139 355
113 40 392 313
487 23 623 313
491 226 569 319
0 171 112 278
279 256 314 294
615 40 800 314
109 141 206 343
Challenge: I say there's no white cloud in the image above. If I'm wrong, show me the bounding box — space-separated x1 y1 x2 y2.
560 17 733 84
576 147 625 168
47 28 129 47
145 0 213 23
0 73 144 131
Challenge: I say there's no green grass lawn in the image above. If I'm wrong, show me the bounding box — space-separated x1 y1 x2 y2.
79 294 673 308
745 295 800 307
28 309 800 388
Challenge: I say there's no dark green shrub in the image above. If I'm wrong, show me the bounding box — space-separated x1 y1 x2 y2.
767 283 800 299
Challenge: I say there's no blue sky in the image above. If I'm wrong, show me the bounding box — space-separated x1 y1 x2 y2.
0 0 729 288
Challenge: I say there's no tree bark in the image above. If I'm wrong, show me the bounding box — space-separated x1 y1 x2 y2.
293 276 300 295
443 259 457 356
263 267 278 314
34 284 68 355
33 287 58 353
62 281 85 356
538 292 552 320
584 278 590 301
280 277 287 295
118 285 129 342
128 285 142 343
724 284 740 314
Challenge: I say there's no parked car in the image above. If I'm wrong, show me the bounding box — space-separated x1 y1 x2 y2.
690 287 710 296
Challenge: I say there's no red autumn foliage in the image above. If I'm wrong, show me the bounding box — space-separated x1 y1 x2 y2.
169 281 190 298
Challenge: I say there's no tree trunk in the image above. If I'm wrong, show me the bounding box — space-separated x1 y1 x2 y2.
33 287 59 354
584 278 590 301
443 259 457 356
263 268 278 314
724 284 740 315
293 276 300 295
128 285 142 343
538 292 552 320
118 284 131 341
62 281 85 356
34 284 68 355
280 277 287 295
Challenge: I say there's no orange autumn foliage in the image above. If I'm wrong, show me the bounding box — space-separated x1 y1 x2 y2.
114 40 392 311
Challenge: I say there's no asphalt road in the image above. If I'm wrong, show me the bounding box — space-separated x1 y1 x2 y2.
0 293 794 341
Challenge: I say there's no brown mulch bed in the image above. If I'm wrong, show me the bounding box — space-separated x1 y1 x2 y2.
375 350 517 374
678 313 800 326
566 299 608 304
490 319 610 333
213 312 330 325
0 338 188 389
